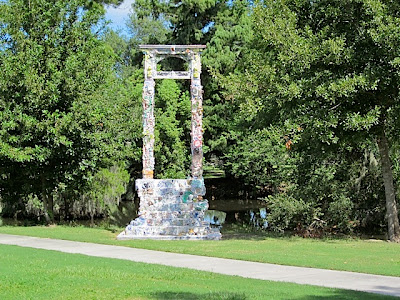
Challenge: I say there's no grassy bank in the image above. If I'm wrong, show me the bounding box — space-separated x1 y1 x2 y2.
0 244 395 300
0 225 399 277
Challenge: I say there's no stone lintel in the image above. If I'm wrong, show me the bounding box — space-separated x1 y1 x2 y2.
154 71 191 79
139 45 206 49
139 45 206 56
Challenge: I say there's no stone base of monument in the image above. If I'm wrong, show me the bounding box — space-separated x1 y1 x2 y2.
117 179 222 240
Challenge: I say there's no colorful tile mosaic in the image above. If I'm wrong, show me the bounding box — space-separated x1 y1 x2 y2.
118 45 221 240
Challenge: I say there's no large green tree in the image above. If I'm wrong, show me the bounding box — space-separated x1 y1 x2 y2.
130 0 224 44
202 0 253 169
0 0 120 222
225 0 400 241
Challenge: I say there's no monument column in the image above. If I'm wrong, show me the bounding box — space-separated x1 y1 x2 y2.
142 51 156 179
190 51 204 178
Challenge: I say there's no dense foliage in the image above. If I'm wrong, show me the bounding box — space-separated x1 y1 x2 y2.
221 0 400 241
0 0 141 222
0 0 399 241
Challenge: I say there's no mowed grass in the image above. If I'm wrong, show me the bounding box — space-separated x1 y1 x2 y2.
0 244 395 300
0 225 399 277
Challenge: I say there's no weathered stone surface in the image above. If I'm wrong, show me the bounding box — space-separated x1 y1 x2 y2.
117 179 221 240
139 45 206 179
118 45 221 240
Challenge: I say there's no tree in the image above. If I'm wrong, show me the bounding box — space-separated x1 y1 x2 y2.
224 0 400 241
0 0 118 222
202 0 254 168
80 163 130 225
154 79 192 178
130 0 224 45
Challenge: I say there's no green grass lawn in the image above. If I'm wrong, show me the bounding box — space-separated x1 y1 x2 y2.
1 225 399 277
0 244 395 300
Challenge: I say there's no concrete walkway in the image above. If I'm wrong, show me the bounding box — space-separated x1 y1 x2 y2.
0 234 399 297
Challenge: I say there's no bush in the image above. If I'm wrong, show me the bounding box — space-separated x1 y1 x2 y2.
327 194 356 233
265 194 312 233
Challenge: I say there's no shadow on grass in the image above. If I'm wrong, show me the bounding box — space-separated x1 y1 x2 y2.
220 224 292 241
151 291 246 299
294 290 395 300
151 290 393 300
220 224 388 242
220 232 270 241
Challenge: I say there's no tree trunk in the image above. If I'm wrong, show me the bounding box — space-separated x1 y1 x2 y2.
377 129 400 242
41 175 54 224
63 193 69 221
86 196 95 227
42 192 52 224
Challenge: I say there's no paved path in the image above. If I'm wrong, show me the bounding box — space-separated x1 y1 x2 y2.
0 234 399 297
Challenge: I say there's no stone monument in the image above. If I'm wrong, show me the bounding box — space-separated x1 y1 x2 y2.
117 45 222 240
